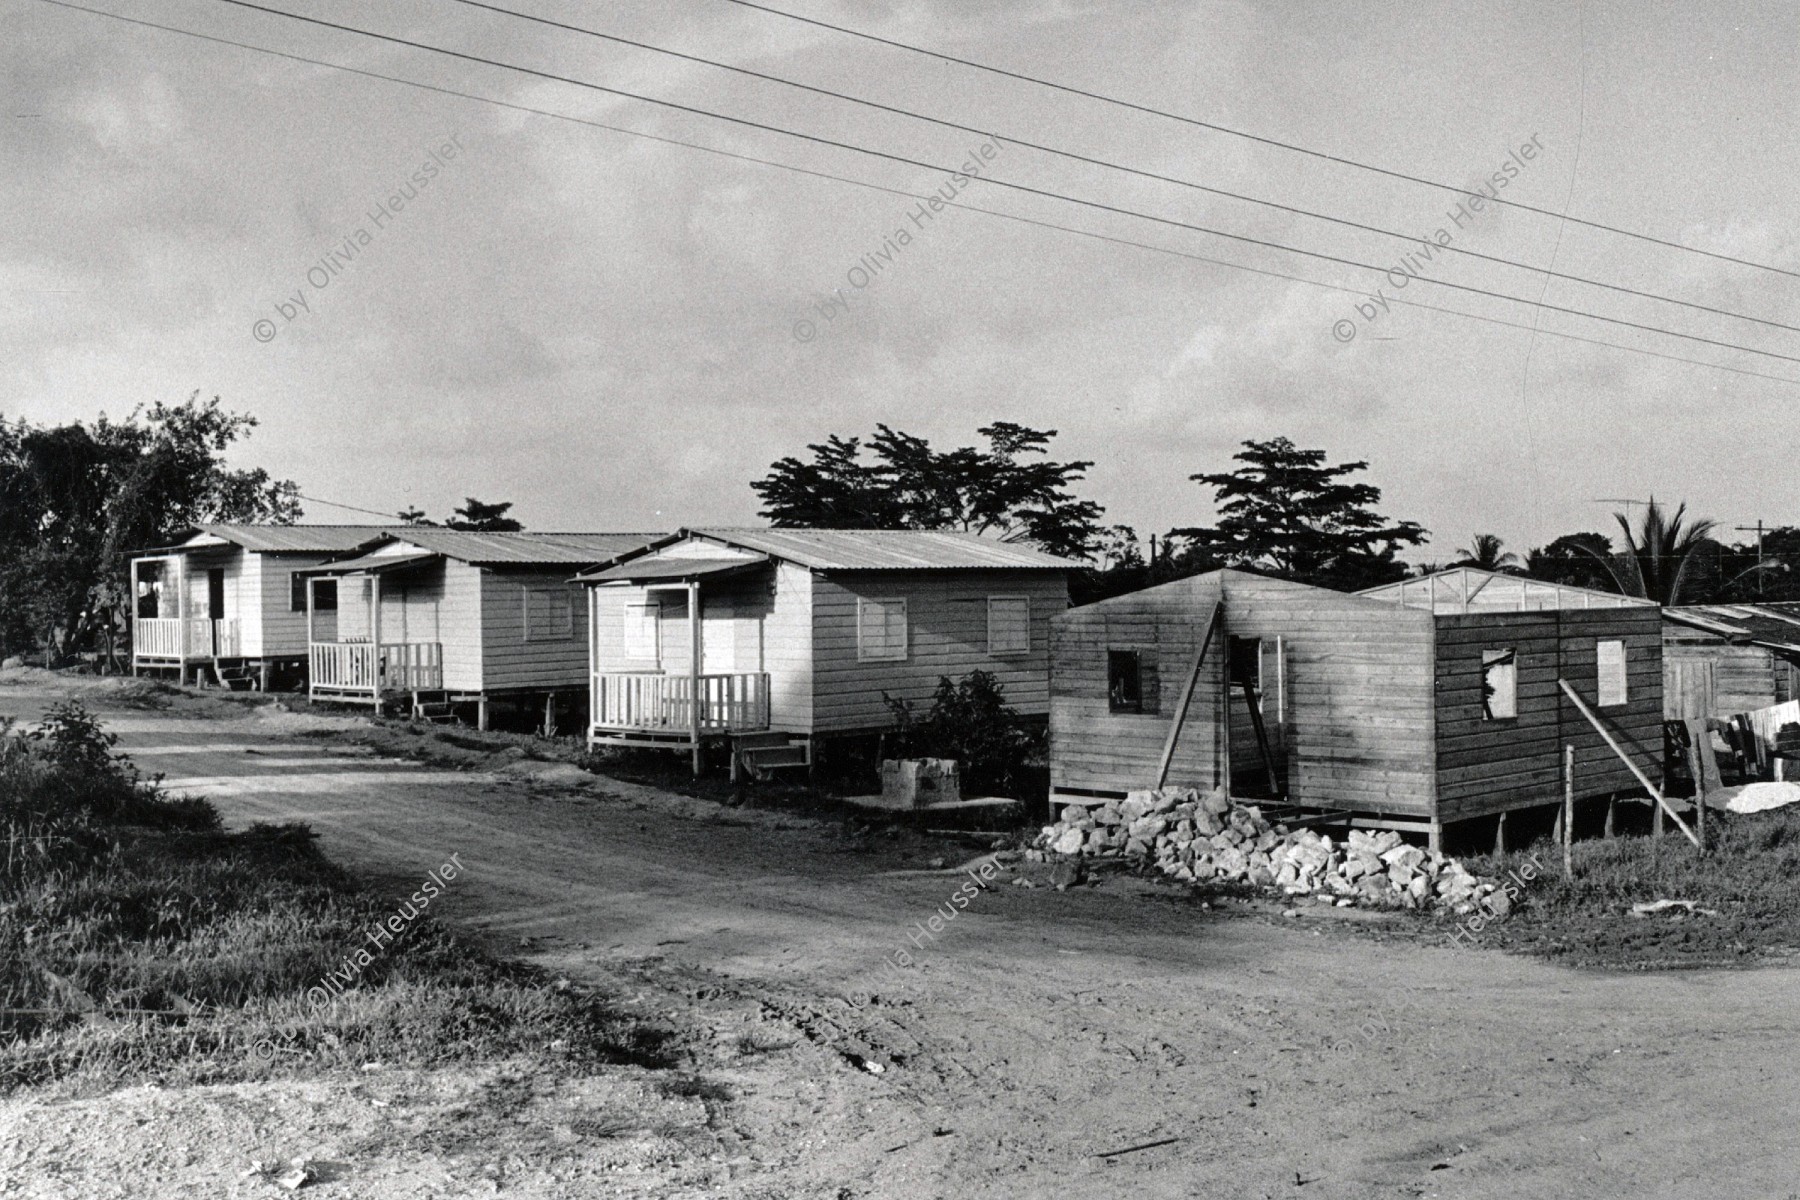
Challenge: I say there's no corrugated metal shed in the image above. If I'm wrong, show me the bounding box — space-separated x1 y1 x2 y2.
175 524 394 554
675 527 1080 571
374 530 664 566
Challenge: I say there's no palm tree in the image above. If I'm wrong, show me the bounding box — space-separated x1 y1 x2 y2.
1454 533 1521 573
1580 499 1716 605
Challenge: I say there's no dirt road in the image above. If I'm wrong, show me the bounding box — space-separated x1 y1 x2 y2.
4 671 1800 1200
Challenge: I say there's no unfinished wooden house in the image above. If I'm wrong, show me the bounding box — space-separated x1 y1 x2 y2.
1661 603 1800 720
299 529 659 725
576 528 1077 772
130 524 393 686
1050 567 1663 848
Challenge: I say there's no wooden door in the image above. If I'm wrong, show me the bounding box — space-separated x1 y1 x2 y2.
1664 659 1716 720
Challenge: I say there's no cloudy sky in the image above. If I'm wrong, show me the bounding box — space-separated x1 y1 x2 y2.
6 0 1798 558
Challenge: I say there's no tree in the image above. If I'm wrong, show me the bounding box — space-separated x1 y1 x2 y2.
1453 533 1521 573
1170 438 1428 592
0 395 300 663
445 498 522 532
752 423 1104 559
396 506 432 525
1525 532 1615 591
1580 500 1716 605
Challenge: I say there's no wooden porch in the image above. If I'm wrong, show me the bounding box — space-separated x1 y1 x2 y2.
588 670 771 740
132 616 242 663
308 641 444 702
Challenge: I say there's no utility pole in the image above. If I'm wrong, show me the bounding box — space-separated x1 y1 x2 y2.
1735 521 1768 599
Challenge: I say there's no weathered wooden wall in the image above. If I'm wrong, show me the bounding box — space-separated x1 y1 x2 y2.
1223 573 1438 815
1433 606 1663 821
1049 572 1226 796
1663 631 1793 719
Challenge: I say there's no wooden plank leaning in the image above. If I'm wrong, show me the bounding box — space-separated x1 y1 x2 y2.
1558 678 1701 850
1154 602 1223 790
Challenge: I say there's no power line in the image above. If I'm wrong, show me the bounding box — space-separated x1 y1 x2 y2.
719 0 1800 285
296 492 408 519
452 0 1800 339
37 0 1800 388
198 0 1800 367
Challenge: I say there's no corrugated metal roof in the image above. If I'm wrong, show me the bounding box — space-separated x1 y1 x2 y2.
184 524 395 554
581 555 771 584
680 528 1080 570
298 548 440 576
377 529 664 566
1665 604 1800 649
1359 567 1654 613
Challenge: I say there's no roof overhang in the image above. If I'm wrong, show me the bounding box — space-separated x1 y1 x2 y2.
296 549 442 577
578 554 771 586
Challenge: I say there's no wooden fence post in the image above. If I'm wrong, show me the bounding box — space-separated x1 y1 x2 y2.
1563 744 1574 880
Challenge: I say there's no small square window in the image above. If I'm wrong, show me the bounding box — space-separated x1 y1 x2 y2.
1482 648 1517 720
857 597 908 662
1108 650 1143 714
312 579 338 612
524 587 575 642
1597 639 1627 707
988 596 1030 656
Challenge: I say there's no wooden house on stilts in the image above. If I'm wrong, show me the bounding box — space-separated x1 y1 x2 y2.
130 525 393 687
298 529 659 727
1050 567 1664 850
576 528 1078 775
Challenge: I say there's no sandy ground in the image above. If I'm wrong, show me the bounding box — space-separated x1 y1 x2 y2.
4 670 1800 1200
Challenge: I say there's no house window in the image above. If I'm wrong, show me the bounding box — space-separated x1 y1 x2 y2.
1481 648 1517 720
1108 650 1143 713
311 579 338 612
1597 639 1628 707
624 602 660 662
857 597 909 662
988 596 1030 656
290 571 310 612
523 587 575 642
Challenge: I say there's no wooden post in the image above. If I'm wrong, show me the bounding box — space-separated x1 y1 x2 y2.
1558 679 1699 848
1604 794 1615 839
1494 810 1507 855
477 696 489 732
688 579 702 777
369 572 383 703
1155 602 1222 790
543 692 556 737
175 552 187 684
1563 744 1575 880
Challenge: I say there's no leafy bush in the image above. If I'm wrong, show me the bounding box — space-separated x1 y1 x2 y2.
885 670 1042 795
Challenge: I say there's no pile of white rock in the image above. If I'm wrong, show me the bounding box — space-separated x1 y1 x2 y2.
1033 786 1505 912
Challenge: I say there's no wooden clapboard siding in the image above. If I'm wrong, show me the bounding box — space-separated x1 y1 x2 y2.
1220 573 1437 815
259 552 349 657
1051 572 1227 795
1663 633 1787 718
439 560 484 692
1433 607 1663 821
810 569 1067 734
765 562 813 731
478 566 588 692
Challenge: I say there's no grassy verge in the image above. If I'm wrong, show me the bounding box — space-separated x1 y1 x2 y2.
1 702 677 1096
1450 803 1800 969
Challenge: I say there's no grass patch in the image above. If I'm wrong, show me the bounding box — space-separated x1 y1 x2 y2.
1456 803 1800 969
1 702 680 1095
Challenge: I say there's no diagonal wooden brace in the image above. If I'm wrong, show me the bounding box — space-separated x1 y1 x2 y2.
1559 678 1700 849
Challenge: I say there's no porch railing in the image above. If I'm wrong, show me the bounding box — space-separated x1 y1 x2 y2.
592 671 770 734
309 641 443 694
134 617 240 660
